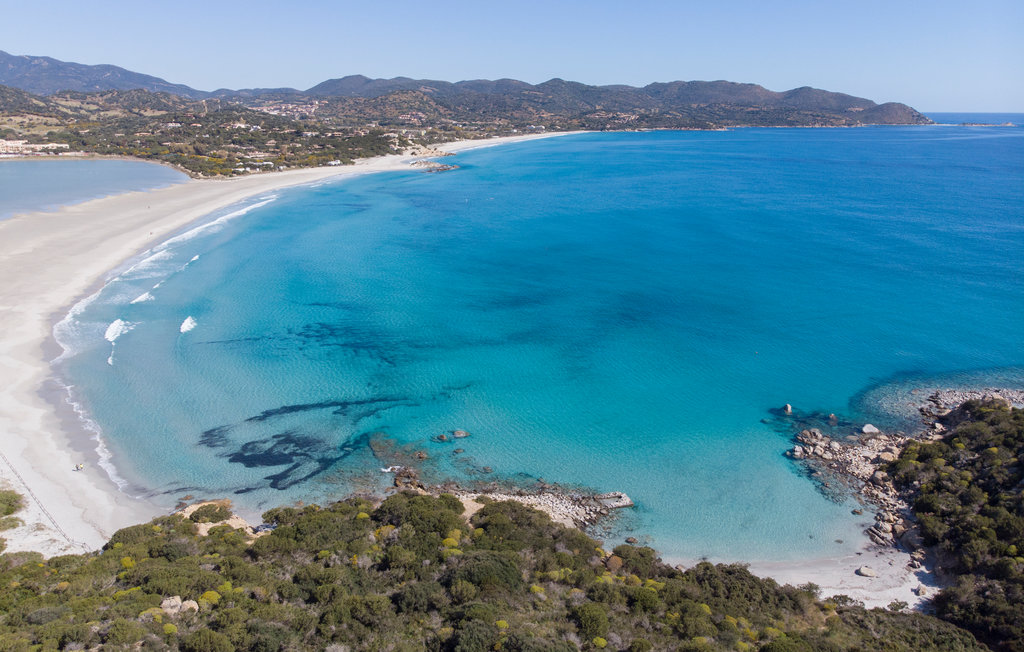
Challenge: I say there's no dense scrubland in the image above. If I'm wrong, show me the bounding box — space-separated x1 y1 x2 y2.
0 491 984 651
889 400 1024 651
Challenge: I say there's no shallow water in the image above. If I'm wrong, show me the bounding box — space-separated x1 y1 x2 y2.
0 158 186 219
55 123 1024 561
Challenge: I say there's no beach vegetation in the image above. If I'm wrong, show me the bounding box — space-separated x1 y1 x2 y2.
0 490 26 555
0 490 24 517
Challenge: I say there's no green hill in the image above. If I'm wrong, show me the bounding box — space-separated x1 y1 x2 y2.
0 492 985 651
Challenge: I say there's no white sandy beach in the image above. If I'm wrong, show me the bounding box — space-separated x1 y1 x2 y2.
0 130 925 609
0 133 572 558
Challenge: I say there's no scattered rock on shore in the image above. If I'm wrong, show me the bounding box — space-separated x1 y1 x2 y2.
445 487 634 529
918 388 1024 422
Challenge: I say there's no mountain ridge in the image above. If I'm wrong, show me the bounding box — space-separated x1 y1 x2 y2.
0 49 930 126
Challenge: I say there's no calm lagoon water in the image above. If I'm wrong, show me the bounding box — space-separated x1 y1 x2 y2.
54 123 1024 562
0 158 186 219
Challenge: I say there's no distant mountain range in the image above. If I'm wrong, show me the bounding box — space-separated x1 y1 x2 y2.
0 49 930 127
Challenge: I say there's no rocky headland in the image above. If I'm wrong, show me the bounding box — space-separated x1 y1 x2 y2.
784 387 1024 587
366 428 636 531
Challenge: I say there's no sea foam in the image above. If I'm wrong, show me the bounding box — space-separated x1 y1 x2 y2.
104 319 132 342
59 382 135 494
179 316 197 333
161 196 278 248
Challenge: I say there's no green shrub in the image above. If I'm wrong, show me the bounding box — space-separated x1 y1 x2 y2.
0 490 24 516
454 619 498 652
104 618 146 646
181 628 235 652
190 504 232 523
0 516 22 531
572 602 609 639
447 550 522 593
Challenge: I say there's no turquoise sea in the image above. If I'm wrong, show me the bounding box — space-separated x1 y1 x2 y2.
50 121 1024 562
0 158 186 219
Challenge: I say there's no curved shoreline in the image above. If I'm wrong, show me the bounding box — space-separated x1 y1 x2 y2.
0 129 1015 614
0 133 569 557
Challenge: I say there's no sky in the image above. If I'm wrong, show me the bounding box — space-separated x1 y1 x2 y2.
3 0 1022 111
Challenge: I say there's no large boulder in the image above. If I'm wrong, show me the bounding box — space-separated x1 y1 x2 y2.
862 424 880 434
856 566 877 577
899 526 925 550
161 596 183 615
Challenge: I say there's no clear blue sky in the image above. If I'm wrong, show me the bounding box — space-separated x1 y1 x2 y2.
4 0 1022 110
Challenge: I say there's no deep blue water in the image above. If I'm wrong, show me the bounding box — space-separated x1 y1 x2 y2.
54 124 1024 562
926 112 1023 126
0 158 186 219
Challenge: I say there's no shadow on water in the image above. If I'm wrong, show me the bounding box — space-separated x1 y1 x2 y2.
196 397 419 494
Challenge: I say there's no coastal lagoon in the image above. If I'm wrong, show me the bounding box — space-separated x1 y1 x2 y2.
52 123 1024 562
0 158 186 219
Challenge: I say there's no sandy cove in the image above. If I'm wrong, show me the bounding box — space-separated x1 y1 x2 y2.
0 128 923 609
0 133 569 558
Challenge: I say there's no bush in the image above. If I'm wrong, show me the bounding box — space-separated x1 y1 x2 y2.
0 490 23 516
0 516 22 531
762 636 814 652
454 619 498 652
395 581 445 613
190 504 232 523
181 628 235 652
447 550 523 593
573 602 609 639
104 618 146 646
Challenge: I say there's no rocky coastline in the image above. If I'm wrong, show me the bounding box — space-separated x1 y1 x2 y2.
385 463 634 530
366 429 635 531
784 387 1024 588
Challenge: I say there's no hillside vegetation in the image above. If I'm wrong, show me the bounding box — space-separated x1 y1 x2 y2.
0 491 985 651
0 85 409 177
889 400 1024 651
1 49 932 177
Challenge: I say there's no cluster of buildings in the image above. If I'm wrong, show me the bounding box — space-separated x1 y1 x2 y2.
0 139 70 155
251 100 323 119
